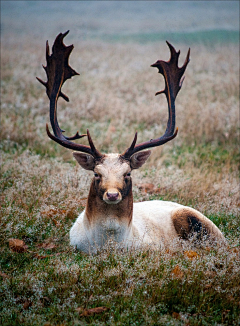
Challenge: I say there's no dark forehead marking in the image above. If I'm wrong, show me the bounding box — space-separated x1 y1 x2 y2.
119 155 131 165
95 154 107 165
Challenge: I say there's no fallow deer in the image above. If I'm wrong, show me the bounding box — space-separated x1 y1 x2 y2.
37 31 225 253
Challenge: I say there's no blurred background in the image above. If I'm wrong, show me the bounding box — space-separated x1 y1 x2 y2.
1 1 239 42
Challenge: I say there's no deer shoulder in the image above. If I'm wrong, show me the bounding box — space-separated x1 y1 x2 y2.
38 31 226 253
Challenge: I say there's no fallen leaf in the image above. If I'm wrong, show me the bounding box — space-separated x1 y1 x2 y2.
184 250 199 260
139 183 162 194
172 312 180 319
171 265 184 279
78 306 108 316
204 284 212 289
0 271 10 278
41 208 66 218
23 300 32 310
33 253 48 259
9 239 28 253
153 188 161 194
33 252 60 259
139 183 155 193
37 242 56 250
40 208 66 226
52 218 61 227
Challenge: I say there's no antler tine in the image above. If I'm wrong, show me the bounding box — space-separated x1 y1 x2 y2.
37 31 103 159
122 41 190 160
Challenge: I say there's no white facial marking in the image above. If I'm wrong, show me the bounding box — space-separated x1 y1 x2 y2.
94 154 131 204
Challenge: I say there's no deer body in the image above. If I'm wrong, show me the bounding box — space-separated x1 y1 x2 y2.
38 32 226 254
70 200 181 253
70 200 224 253
69 153 225 253
70 201 178 253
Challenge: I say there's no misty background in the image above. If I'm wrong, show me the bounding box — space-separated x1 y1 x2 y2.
1 1 239 43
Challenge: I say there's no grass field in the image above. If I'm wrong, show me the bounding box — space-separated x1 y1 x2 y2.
1 2 240 325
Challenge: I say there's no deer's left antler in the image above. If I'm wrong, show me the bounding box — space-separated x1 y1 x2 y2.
121 41 190 160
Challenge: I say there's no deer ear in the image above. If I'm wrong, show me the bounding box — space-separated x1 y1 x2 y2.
130 150 151 169
73 152 95 171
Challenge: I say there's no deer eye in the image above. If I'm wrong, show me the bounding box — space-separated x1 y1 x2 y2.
94 173 100 179
125 172 131 179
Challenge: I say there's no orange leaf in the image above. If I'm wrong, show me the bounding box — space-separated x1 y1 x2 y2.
23 300 32 310
9 239 28 253
153 187 161 194
33 252 60 259
171 265 184 279
139 183 155 193
79 306 108 316
34 253 48 259
0 271 10 278
204 284 212 289
37 242 56 250
172 312 180 319
184 250 199 260
52 218 61 227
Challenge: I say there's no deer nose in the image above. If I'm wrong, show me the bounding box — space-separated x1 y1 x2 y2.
107 192 119 201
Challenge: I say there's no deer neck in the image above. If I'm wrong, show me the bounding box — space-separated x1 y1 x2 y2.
84 180 133 244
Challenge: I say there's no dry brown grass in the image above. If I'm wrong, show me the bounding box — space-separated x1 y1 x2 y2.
1 35 239 216
2 37 238 142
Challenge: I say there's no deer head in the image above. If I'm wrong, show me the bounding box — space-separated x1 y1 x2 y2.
37 31 190 206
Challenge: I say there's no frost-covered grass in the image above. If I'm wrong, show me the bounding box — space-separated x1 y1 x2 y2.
1 25 239 325
0 223 240 325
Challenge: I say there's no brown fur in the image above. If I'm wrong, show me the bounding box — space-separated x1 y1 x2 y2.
86 179 133 226
172 207 216 241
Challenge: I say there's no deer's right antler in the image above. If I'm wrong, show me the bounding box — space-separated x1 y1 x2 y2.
37 31 103 160
121 41 190 160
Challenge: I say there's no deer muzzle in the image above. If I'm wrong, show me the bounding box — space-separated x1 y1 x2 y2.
103 189 122 204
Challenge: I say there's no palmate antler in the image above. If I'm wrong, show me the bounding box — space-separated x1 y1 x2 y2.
121 41 190 159
37 31 103 159
37 31 190 160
